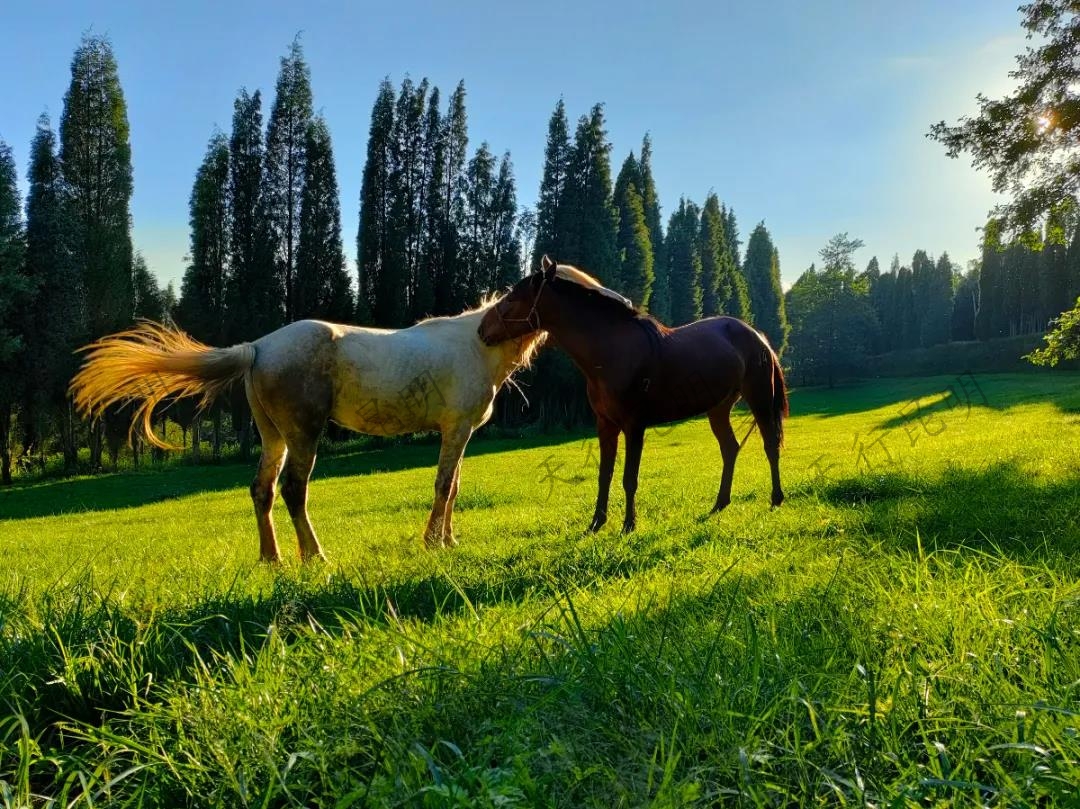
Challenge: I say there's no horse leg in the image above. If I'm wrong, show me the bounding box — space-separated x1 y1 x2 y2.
708 394 741 514
280 434 325 562
588 416 620 532
443 455 465 547
744 390 784 508
248 391 288 562
621 427 645 534
425 424 472 549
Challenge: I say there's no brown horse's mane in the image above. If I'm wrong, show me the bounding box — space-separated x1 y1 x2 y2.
551 267 671 337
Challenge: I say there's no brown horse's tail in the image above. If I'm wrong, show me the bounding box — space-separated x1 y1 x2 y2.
770 350 789 448
70 321 255 450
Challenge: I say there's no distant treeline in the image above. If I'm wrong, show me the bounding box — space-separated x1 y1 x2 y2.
784 218 1080 387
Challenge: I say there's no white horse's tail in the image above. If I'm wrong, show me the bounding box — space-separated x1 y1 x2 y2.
70 321 255 450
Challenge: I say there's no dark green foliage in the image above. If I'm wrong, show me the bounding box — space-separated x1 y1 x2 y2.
296 117 353 322
911 249 954 348
59 34 134 338
951 263 980 341
357 79 398 325
264 39 313 322
699 194 745 318
562 104 620 285
413 86 443 320
614 155 653 307
1028 296 1080 364
20 116 82 462
440 81 469 314
177 133 230 344
227 89 282 340
460 146 520 300
532 99 572 270
929 1 1080 234
666 198 702 326
638 135 667 319
0 141 29 484
389 77 428 321
133 253 170 322
784 234 879 386
718 205 750 320
743 222 788 352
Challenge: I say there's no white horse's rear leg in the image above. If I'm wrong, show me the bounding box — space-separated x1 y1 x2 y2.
280 437 325 562
425 423 472 548
248 389 288 563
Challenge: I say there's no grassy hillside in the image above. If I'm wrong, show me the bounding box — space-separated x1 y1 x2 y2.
1 373 1078 807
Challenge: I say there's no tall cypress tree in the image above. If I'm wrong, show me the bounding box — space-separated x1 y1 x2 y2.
461 142 496 305
533 99 572 269
60 34 134 339
21 115 82 467
357 79 396 325
389 77 426 321
613 156 653 308
743 222 788 352
976 221 1004 340
719 204 750 319
296 116 353 322
414 86 443 320
133 253 168 321
563 104 619 284
264 39 313 322
439 80 469 314
638 134 667 319
666 198 702 326
699 194 725 317
178 132 231 344
227 88 281 340
492 152 521 291
0 141 29 483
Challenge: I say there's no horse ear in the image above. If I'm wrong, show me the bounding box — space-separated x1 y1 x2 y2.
541 255 557 281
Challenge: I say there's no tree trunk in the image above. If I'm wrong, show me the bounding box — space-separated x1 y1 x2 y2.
212 407 222 462
192 418 202 463
0 403 12 485
62 401 79 473
90 421 104 471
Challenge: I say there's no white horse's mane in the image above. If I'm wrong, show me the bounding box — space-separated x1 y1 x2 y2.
554 264 634 310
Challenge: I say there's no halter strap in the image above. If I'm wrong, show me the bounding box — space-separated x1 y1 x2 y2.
499 272 548 332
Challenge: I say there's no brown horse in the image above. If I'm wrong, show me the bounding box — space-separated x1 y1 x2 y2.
479 256 788 533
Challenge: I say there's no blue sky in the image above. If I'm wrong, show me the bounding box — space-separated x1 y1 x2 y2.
2 1 1023 292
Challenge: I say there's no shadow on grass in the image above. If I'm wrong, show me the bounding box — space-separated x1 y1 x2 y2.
0 430 589 522
793 372 1080 421
816 461 1080 569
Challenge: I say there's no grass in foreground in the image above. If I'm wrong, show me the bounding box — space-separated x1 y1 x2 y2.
0 372 1078 807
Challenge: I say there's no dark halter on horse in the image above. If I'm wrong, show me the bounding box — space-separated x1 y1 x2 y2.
495 271 548 333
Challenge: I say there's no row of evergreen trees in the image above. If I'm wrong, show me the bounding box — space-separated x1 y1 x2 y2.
0 36 157 481
784 216 1080 385
356 77 520 326
528 100 787 347
178 39 353 352
0 33 798 479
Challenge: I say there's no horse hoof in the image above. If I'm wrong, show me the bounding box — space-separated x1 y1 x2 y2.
621 522 636 535
442 535 459 549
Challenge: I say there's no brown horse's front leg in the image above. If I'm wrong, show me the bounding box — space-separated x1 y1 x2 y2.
621 427 645 533
588 416 620 532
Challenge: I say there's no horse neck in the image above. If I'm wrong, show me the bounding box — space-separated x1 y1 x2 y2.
539 293 639 374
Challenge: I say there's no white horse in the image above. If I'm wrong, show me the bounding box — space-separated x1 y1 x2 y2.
70 305 544 562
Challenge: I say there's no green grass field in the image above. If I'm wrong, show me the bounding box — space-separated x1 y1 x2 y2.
1 373 1078 807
